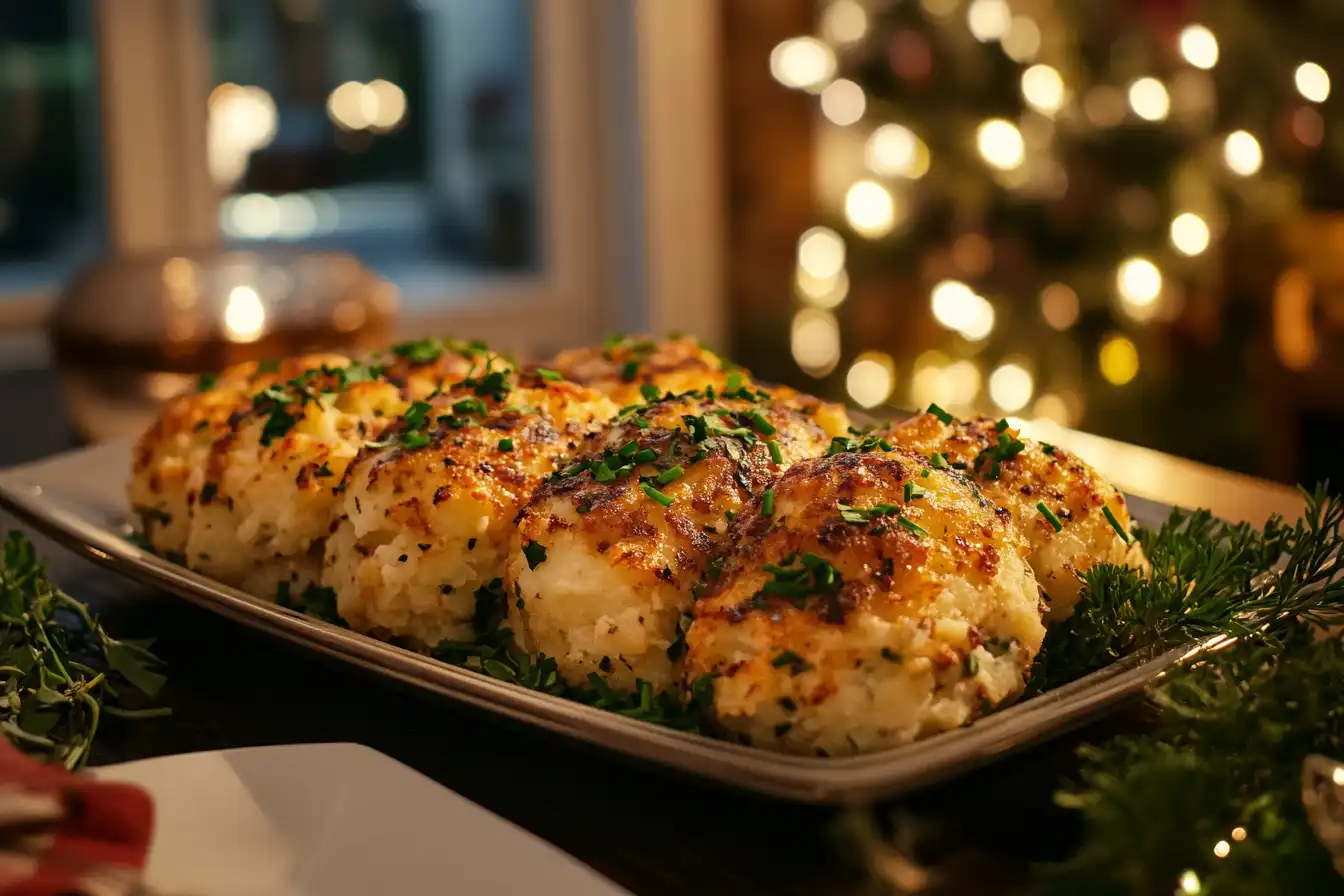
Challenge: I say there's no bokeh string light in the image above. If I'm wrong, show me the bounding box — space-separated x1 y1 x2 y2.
771 0 1319 435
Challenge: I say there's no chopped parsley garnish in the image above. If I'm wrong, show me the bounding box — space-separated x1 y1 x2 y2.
768 440 783 465
498 438 514 452
1042 443 1056 456
995 418 1010 432
391 339 444 364
403 400 432 430
633 448 658 464
641 483 675 507
753 552 842 607
1038 502 1063 532
403 432 431 451
761 488 775 516
462 368 512 402
620 360 640 381
196 372 218 392
656 465 684 485
452 397 488 417
770 650 811 675
897 517 928 537
257 358 282 373
826 434 895 456
1103 505 1132 544
536 367 564 382
523 541 548 570
973 431 1026 480
640 383 662 402
927 403 955 424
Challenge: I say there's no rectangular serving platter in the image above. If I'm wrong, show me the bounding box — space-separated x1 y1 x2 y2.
0 440 1219 804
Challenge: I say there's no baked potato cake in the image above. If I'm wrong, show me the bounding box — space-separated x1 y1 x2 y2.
881 411 1146 621
543 334 852 438
128 352 349 559
504 388 833 693
684 449 1045 756
323 368 618 647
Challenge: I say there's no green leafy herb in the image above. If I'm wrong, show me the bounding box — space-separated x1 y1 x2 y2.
897 517 927 537
640 383 662 402
641 483 675 507
621 360 640 381
196 372 218 392
498 438 514 452
0 532 168 769
656 465 684 485
903 482 925 502
930 452 948 469
752 552 843 608
761 488 775 516
536 367 564 382
927 403 955 424
523 541 548 570
770 650 812 675
391 339 443 364
768 440 783 465
839 502 898 524
1038 502 1063 532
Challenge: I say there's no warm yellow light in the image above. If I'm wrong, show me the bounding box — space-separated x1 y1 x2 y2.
223 285 266 343
942 360 981 406
967 0 1011 43
1170 213 1211 256
797 226 846 279
1273 268 1319 371
275 193 319 240
1032 393 1071 426
910 350 949 408
846 352 896 407
821 79 866 126
844 180 897 238
207 84 278 188
1099 333 1139 386
976 119 1025 171
822 0 869 45
225 192 281 239
1334 767 1344 786
1231 827 1248 842
1021 65 1066 116
920 0 958 19
960 297 995 340
1213 840 1230 859
1295 62 1331 103
796 267 850 309
932 280 975 329
366 79 408 131
1002 16 1040 63
1179 25 1218 70
1223 131 1263 176
1040 282 1079 330
1116 257 1162 308
1128 77 1170 121
989 362 1033 412
866 124 929 178
1179 870 1202 895
791 309 841 376
769 37 837 91
327 81 373 130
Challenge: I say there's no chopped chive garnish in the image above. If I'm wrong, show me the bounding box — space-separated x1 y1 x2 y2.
761 488 776 516
767 440 783 464
641 483 675 507
1042 443 1056 456
689 449 708 464
927 403 955 424
640 383 661 402
1037 502 1063 532
920 469 930 478
748 410 777 436
621 360 640 381
498 438 514 452
536 367 563 382
903 482 926 502
771 650 810 673
930 452 948 469
879 439 894 452
633 448 659 464
403 432 431 450
593 461 616 483
618 440 640 458
1103 505 1132 544
656 465 684 485
897 517 927 537
724 509 736 522
725 371 744 392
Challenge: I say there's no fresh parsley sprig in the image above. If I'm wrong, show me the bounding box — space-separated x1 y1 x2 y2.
0 532 168 769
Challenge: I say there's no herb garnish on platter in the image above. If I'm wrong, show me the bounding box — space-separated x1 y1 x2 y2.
0 532 168 769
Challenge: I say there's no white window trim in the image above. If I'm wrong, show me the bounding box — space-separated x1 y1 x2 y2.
0 0 725 359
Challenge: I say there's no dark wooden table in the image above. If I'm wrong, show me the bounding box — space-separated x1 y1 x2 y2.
0 361 1303 895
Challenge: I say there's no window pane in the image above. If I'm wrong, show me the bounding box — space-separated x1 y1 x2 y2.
0 2 103 296
209 0 539 292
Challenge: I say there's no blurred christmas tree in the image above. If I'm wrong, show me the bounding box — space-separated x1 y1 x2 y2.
765 0 1344 477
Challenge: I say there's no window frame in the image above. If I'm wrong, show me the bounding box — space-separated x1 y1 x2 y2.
0 0 725 358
